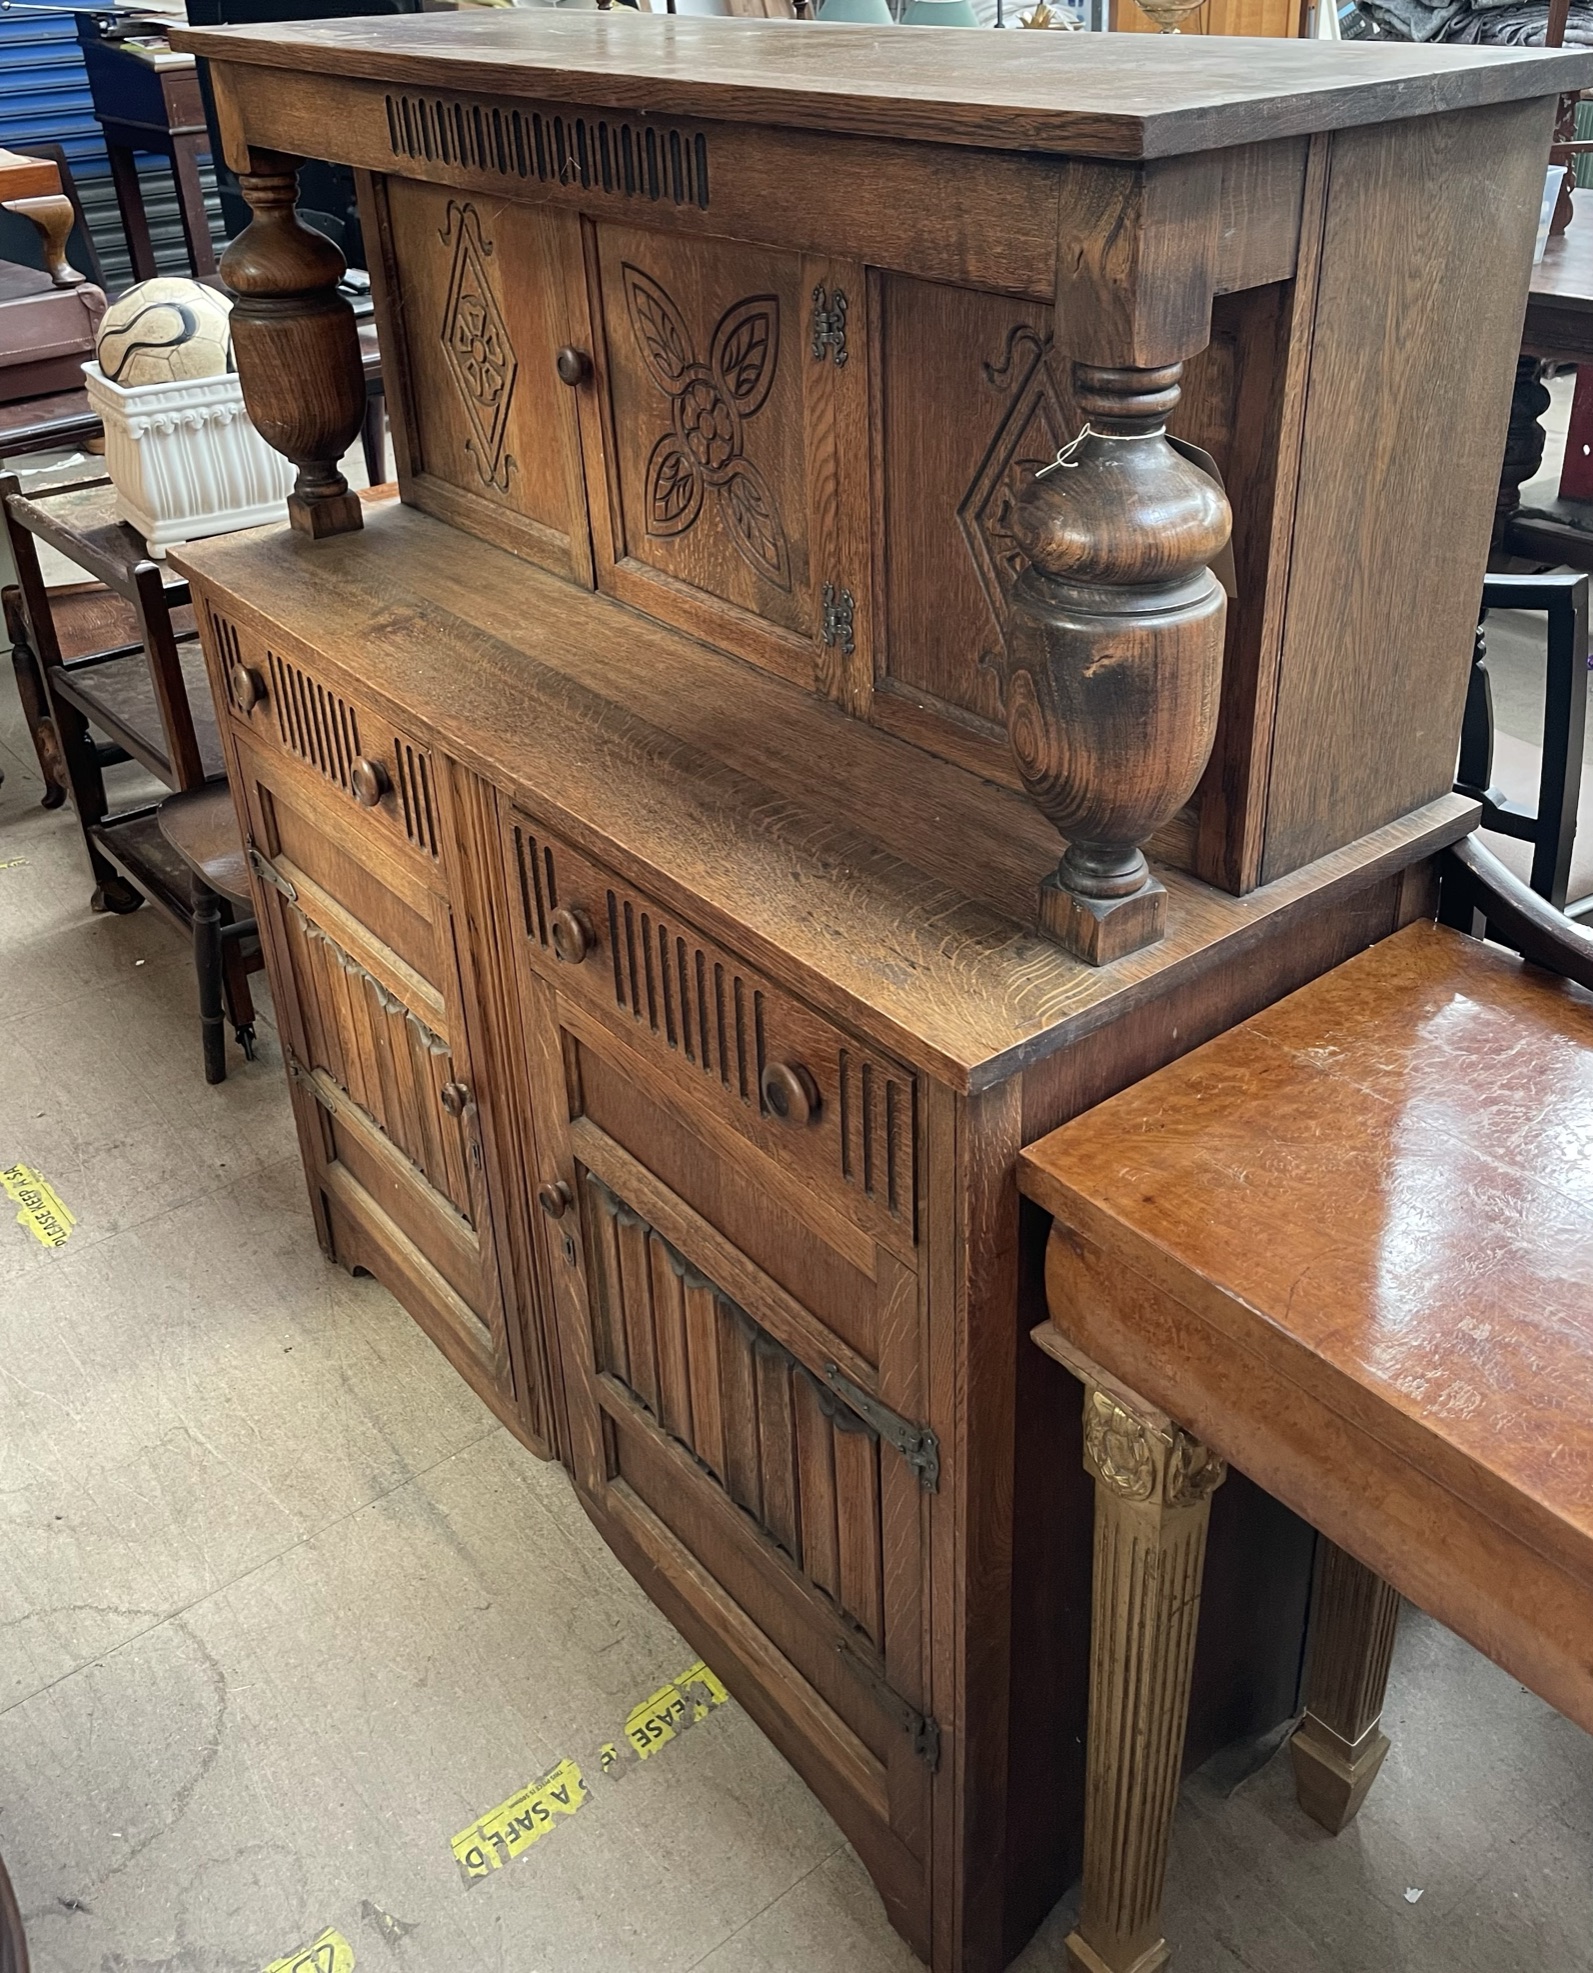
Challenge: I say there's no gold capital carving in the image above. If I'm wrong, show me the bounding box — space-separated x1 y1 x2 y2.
1082 1388 1226 1509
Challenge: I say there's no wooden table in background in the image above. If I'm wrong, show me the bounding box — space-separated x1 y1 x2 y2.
1498 186 1593 564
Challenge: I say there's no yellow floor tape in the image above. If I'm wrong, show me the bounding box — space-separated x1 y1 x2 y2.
1 1165 75 1249
451 1659 732 1887
262 1926 355 1973
451 1756 587 1881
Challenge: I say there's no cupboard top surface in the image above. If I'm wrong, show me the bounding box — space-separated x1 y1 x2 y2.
168 14 1591 161
173 496 1473 1090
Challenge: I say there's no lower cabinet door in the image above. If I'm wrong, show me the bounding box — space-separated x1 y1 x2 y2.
236 737 519 1421
519 971 934 1952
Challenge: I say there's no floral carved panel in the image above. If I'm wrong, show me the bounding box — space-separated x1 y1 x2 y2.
623 264 791 593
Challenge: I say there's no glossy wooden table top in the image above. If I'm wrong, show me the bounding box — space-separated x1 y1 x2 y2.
1020 920 1593 1731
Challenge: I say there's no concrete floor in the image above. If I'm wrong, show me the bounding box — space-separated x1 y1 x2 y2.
0 535 1590 1973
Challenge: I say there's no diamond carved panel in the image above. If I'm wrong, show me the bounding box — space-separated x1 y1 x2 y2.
439 200 519 492
958 326 1067 674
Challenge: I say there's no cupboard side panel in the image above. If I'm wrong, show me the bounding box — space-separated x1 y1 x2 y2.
1261 100 1555 882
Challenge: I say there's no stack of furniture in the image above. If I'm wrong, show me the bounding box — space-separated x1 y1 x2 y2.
164 18 1589 1967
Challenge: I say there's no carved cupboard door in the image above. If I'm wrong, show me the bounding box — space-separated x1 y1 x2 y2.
577 224 869 695
504 808 933 1954
225 704 520 1426
365 173 595 584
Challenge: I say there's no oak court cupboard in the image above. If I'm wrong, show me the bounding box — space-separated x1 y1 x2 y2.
163 17 1592 1970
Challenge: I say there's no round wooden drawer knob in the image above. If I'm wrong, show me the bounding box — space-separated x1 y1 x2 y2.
760 1060 821 1127
555 346 592 387
538 1178 574 1219
550 905 595 965
440 1079 472 1119
230 663 266 713
350 756 389 808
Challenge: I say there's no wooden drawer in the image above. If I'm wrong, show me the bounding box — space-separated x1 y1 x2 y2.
208 603 443 872
505 805 919 1260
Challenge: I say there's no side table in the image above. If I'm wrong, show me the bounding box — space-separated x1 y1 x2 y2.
2 472 262 1079
77 19 217 282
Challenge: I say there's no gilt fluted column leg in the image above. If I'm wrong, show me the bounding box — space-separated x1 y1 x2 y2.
1290 1540 1401 1834
1068 1381 1227 1973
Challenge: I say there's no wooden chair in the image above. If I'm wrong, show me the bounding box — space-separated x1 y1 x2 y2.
2 473 262 1081
1019 836 1593 1973
1458 569 1591 911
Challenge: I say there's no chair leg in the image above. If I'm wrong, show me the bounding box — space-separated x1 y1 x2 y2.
361 392 387 488
1290 1540 1401 1835
193 880 227 1084
219 920 257 1060
1067 1380 1227 1973
4 589 66 809
107 144 157 284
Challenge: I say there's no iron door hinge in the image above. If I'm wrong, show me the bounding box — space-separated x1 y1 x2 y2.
823 1361 939 1492
811 284 848 366
837 1641 940 1771
248 845 297 903
286 1052 328 1109
820 583 855 658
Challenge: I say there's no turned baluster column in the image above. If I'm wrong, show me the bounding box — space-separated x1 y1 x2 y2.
221 150 366 539
1003 362 1230 965
1068 1378 1226 1973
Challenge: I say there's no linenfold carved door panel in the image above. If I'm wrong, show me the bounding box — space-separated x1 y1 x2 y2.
230 730 518 1421
509 919 932 1955
581 222 864 692
369 173 593 583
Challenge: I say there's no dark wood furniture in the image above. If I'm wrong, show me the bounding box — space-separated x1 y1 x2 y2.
1018 842 1593 1973
3 475 261 1080
0 146 87 293
1498 186 1593 563
1459 569 1589 908
0 149 106 411
158 781 260 1079
166 19 1589 1969
77 18 219 282
0 1851 27 1973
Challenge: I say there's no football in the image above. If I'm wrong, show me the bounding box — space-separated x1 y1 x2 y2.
96 278 234 388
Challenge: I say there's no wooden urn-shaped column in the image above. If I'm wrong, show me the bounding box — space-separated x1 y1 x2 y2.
221 149 367 539
1003 362 1231 964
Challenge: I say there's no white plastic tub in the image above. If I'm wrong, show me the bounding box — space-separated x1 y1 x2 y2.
82 361 295 558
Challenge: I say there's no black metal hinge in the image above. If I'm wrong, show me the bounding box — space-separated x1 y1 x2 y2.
823 1361 939 1492
819 583 855 658
285 1052 328 1109
811 284 848 366
248 845 297 903
837 1641 940 1771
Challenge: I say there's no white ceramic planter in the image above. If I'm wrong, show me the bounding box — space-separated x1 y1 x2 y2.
82 361 296 559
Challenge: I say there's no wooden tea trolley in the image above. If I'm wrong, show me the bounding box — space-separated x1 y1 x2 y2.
165 18 1591 1969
